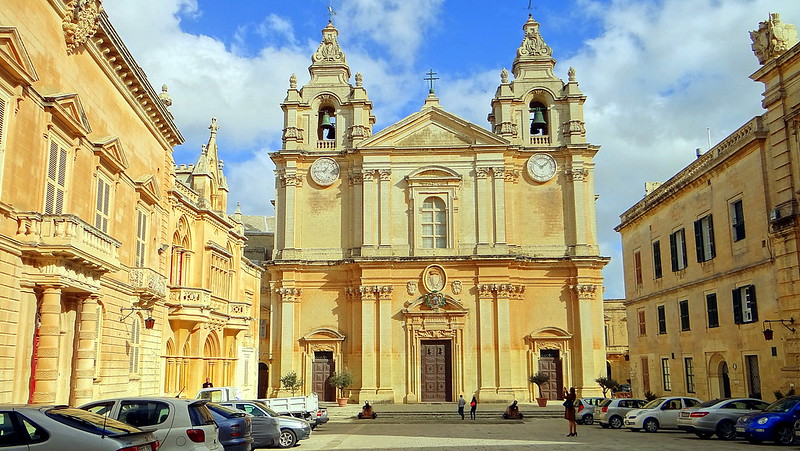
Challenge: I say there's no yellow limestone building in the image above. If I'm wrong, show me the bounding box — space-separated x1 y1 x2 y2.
0 0 260 404
266 16 609 403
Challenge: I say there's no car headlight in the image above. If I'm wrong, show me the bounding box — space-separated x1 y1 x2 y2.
757 417 769 425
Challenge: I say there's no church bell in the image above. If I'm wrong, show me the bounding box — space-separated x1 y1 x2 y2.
530 107 547 135
320 111 335 139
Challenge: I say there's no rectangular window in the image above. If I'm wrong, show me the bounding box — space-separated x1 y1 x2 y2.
634 250 643 286
706 293 719 328
731 199 746 242
45 139 69 214
657 305 666 335
694 215 716 262
661 358 671 391
733 285 758 324
652 240 663 279
679 300 690 331
684 357 695 393
638 309 646 336
129 319 140 374
641 357 650 392
135 210 147 267
95 175 111 233
669 228 688 271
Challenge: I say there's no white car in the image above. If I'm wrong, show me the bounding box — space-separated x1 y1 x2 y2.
625 396 702 432
80 397 222 450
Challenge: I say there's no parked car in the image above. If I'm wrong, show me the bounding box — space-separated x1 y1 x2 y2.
676 397 769 440
0 404 159 451
625 396 702 432
220 400 312 448
576 397 607 425
596 398 647 429
206 402 254 451
80 397 222 450
736 395 800 445
312 407 329 428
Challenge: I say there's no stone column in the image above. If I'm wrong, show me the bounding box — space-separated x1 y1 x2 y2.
567 166 589 253
361 171 377 252
32 285 62 404
282 171 301 255
357 286 377 397
476 284 497 397
276 287 301 396
492 167 507 245
13 283 37 403
71 295 99 405
475 167 491 250
378 170 391 251
376 285 394 401
573 283 603 397
349 172 364 252
495 284 513 397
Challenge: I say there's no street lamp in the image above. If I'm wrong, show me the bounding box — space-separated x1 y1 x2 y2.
120 307 156 329
762 318 795 341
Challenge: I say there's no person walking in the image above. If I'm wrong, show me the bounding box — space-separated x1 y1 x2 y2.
469 396 478 420
457 395 466 420
563 387 577 436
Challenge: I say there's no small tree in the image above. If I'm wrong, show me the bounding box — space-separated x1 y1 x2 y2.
774 388 796 400
644 390 658 401
595 376 619 397
280 371 303 396
529 372 551 399
329 371 354 399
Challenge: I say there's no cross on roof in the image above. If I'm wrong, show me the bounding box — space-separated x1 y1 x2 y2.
424 69 439 94
327 0 336 23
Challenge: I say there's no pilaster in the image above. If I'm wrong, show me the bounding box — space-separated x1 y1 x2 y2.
71 294 99 406
32 285 62 404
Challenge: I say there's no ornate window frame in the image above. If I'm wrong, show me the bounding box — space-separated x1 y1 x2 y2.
406 166 461 255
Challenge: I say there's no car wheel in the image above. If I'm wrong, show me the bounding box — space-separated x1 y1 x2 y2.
609 416 623 429
715 420 736 441
643 418 659 433
278 428 297 448
694 431 712 439
583 414 594 425
775 425 795 445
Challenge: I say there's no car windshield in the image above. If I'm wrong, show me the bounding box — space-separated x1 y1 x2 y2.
46 407 141 436
642 398 665 409
697 399 724 408
765 398 800 413
207 403 245 418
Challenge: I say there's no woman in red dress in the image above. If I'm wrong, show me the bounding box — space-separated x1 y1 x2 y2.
563 387 577 436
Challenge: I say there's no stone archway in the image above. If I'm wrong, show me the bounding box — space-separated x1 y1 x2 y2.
527 327 572 401
300 328 345 401
707 353 730 398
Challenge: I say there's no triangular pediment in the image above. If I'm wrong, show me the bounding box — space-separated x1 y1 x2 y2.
360 105 508 149
0 27 38 85
135 175 161 205
93 136 129 174
43 93 91 137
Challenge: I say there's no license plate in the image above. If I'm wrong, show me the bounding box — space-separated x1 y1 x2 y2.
680 412 689 417
736 427 745 432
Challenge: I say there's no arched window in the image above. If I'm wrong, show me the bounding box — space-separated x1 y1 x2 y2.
129 317 141 374
318 107 336 141
529 101 548 136
421 196 447 248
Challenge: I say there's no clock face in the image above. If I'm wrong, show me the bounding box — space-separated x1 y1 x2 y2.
527 153 557 182
310 157 340 187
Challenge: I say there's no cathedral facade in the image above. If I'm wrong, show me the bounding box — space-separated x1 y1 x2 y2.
265 16 608 403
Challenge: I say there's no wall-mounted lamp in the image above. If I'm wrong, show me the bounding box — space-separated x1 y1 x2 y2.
157 244 170 254
121 307 156 329
763 318 796 341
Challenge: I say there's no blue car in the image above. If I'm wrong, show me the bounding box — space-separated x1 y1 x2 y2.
735 395 800 445
206 403 254 451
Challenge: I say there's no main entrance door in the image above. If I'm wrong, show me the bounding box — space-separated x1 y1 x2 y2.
312 351 335 402
421 340 452 402
538 350 563 400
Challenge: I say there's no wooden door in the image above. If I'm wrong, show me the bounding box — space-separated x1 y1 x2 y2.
421 341 452 402
257 362 269 398
538 350 562 400
746 355 761 398
312 351 335 401
641 357 650 393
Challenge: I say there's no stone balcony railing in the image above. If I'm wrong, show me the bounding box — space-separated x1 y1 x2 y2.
129 267 168 303
530 135 551 146
226 300 253 330
167 287 214 322
15 213 121 271
316 140 336 149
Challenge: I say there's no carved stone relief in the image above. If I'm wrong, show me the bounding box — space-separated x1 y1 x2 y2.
422 264 446 292
406 281 418 296
62 0 103 54
451 280 462 295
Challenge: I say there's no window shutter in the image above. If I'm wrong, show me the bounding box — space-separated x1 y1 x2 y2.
707 214 715 258
732 288 743 324
693 220 702 262
0 97 5 149
670 233 678 271
747 285 758 322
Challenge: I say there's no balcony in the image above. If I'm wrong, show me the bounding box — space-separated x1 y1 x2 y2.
167 287 215 323
129 267 168 304
316 140 336 149
16 213 121 274
226 300 253 331
529 135 551 146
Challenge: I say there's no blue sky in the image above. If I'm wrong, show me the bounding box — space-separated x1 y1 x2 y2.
104 0 800 299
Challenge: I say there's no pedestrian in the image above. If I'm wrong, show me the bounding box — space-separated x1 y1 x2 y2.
202 377 213 388
457 395 466 420
563 387 577 436
469 396 477 420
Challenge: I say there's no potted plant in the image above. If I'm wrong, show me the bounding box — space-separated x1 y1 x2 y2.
529 371 550 407
329 371 353 407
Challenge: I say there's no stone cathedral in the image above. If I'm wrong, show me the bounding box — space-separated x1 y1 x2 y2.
265 15 608 403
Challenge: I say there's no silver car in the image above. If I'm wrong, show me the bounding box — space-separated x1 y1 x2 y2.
576 397 608 425
80 397 222 450
0 405 159 451
677 398 769 440
596 398 648 429
220 400 312 449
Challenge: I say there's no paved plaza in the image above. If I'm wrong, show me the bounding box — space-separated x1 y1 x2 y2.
290 403 763 450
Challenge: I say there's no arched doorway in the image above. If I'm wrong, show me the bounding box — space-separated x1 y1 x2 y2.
257 362 269 399
720 362 731 398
